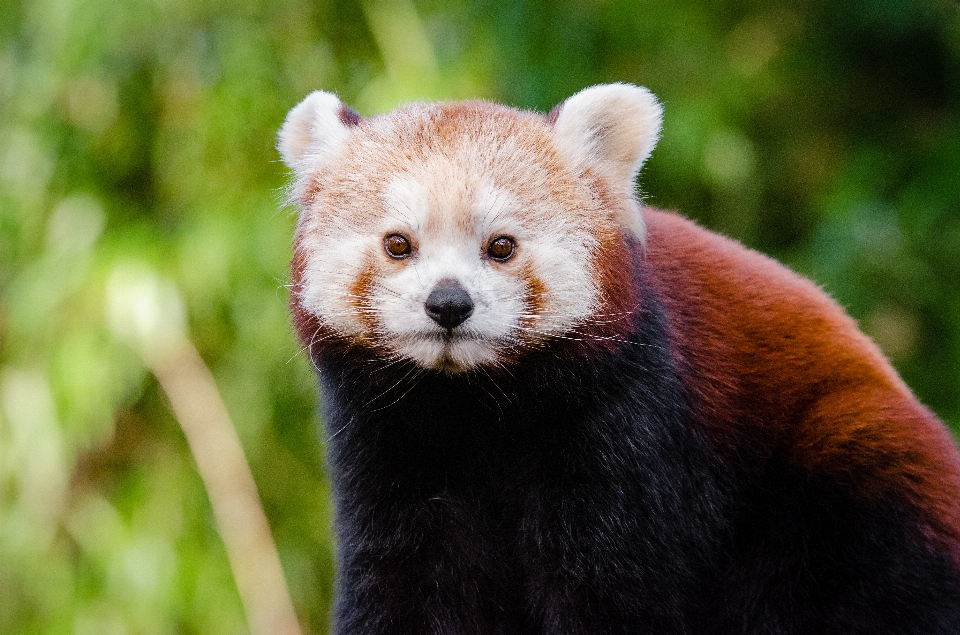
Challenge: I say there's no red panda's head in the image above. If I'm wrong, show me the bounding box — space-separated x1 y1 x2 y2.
279 84 662 372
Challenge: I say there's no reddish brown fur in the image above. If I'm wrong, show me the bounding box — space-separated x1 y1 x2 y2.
572 168 642 351
350 259 378 334
638 207 960 559
580 228 639 350
519 263 547 330
289 244 322 346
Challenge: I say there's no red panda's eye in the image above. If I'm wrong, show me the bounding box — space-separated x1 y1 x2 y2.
384 234 412 258
487 236 516 261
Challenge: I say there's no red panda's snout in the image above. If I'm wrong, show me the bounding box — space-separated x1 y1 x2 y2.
424 279 474 332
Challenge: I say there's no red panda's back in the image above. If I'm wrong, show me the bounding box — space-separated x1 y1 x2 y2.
643 207 960 556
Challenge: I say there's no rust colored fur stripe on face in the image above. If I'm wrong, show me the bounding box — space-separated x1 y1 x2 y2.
350 259 378 334
290 243 326 351
519 264 546 331
576 170 642 354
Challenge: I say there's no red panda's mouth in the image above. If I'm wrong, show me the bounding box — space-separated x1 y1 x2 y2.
422 329 476 343
383 328 504 373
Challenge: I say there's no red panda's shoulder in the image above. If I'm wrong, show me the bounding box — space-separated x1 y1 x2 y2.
640 208 960 552
640 206 896 395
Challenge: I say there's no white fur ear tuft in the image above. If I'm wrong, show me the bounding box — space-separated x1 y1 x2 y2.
551 83 663 186
277 91 357 174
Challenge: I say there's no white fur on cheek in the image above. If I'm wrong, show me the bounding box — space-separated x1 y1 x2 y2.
298 226 371 337
520 237 596 336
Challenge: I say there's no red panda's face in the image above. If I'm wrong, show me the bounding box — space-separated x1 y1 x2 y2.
280 85 662 372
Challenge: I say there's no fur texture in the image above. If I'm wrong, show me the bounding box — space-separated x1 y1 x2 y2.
279 84 960 634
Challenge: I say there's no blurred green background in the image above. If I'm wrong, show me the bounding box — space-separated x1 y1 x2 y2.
2 0 959 632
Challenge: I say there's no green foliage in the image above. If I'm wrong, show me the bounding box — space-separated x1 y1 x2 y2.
1 0 958 632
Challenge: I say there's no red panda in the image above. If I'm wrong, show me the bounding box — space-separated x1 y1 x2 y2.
278 84 960 634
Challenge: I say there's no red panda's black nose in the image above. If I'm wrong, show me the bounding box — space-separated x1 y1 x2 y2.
425 280 474 330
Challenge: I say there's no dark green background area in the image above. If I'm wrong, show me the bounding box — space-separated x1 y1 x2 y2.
1 0 958 632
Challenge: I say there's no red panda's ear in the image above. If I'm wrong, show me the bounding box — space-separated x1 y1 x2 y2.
277 91 361 175
551 84 662 238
